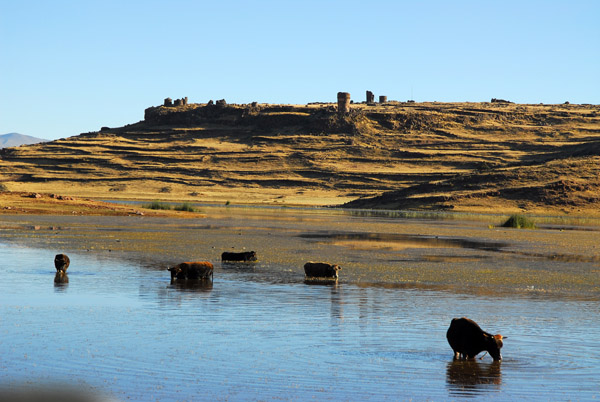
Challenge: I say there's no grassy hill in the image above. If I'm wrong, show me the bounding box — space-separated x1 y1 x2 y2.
1 101 599 215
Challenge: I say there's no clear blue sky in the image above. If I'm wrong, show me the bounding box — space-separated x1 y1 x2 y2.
1 0 599 140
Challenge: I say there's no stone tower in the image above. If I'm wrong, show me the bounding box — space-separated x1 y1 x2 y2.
337 92 351 114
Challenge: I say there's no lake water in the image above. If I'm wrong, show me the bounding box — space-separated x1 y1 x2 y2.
0 207 599 401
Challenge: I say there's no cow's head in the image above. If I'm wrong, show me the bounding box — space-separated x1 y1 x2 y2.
168 266 181 280
485 334 505 361
332 265 341 278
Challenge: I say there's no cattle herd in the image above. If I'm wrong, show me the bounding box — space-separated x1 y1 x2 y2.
52 252 505 361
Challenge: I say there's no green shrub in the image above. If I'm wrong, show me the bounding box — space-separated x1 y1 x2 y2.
502 214 536 229
143 201 172 210
174 203 196 212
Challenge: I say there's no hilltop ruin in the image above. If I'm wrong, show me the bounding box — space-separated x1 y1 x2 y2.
1 98 599 213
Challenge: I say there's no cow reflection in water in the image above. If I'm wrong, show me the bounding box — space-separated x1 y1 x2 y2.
303 278 340 287
303 278 344 324
54 271 69 285
446 360 502 396
169 278 213 292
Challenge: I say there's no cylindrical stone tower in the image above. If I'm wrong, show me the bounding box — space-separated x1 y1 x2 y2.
337 92 351 114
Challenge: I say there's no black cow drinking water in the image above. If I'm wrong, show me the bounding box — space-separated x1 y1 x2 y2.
303 262 341 279
221 251 257 262
446 317 505 361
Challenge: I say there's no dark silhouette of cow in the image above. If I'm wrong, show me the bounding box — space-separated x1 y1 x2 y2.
446 317 505 361
304 262 341 279
221 251 257 262
54 254 70 273
168 262 214 280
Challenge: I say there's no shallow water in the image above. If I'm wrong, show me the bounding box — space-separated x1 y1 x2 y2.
0 208 599 401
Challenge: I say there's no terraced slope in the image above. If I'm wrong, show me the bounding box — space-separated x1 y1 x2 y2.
1 101 599 213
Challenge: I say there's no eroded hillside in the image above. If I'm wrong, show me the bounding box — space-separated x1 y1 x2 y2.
1 101 599 213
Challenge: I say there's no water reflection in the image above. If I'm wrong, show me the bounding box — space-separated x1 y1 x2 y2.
221 261 258 273
299 231 508 252
329 285 344 324
168 278 213 292
54 272 69 289
303 278 339 286
446 360 502 397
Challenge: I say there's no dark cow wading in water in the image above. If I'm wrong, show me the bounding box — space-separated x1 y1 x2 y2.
54 253 70 284
168 262 214 281
221 251 257 262
54 254 70 272
446 317 505 361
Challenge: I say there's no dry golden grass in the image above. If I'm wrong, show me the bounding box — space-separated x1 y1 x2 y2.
0 191 205 217
1 101 599 215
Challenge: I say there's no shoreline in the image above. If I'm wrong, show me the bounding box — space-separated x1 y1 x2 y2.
0 191 205 218
2 191 600 225
1 201 599 301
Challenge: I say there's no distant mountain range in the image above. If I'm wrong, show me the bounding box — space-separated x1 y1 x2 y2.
0 133 48 148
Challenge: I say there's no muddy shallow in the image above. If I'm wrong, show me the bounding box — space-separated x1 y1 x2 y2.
0 207 599 401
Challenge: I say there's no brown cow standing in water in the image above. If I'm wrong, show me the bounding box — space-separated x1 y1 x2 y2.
304 262 341 279
168 262 214 280
446 317 505 361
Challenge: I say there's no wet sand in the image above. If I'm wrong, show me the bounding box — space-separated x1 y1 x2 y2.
0 206 599 400
2 206 599 299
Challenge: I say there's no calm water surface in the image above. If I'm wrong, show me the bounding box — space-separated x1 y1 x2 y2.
0 207 599 401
